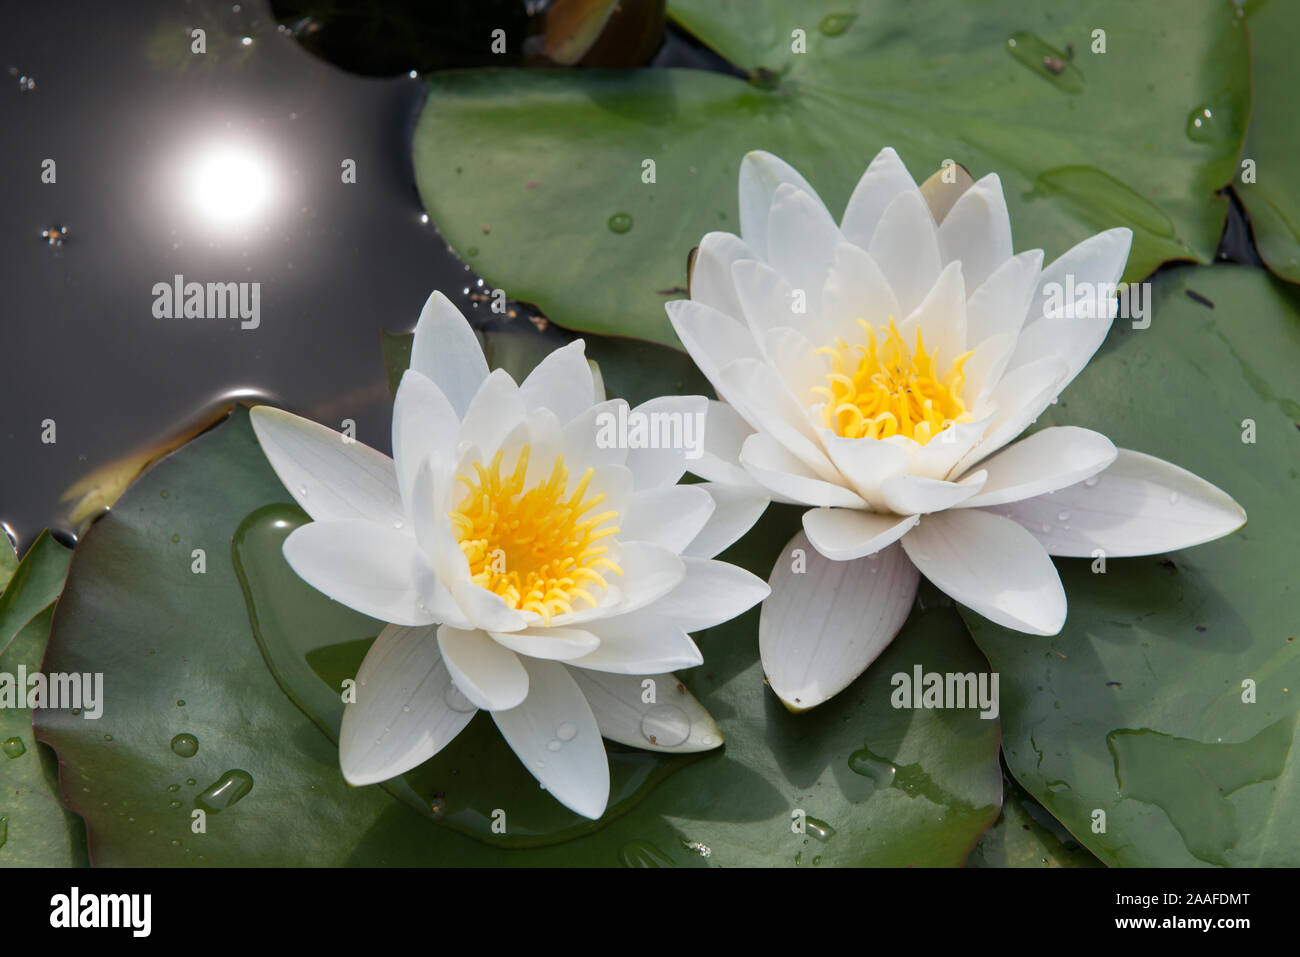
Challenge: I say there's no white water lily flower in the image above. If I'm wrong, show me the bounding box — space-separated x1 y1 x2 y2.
250 292 769 818
668 148 1246 712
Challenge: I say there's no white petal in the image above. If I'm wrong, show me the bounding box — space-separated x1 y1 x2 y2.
880 470 986 515
682 482 769 558
489 627 600 661
819 431 910 507
949 355 1070 477
936 173 1013 291
987 449 1246 557
459 368 527 459
958 426 1116 507
568 669 722 752
721 358 840 481
840 147 919 250
690 231 755 319
802 507 918 561
760 532 918 710
822 241 901 336
1031 227 1134 324
623 395 709 490
491 658 609 819
965 249 1044 348
518 340 594 425
409 291 489 418
688 400 763 491
868 189 942 316
766 183 840 316
601 542 688 617
639 555 768 631
436 624 529 710
250 406 403 526
562 399 630 469
901 415 993 482
902 509 1066 635
899 259 967 364
738 150 824 260
391 370 460 507
665 299 761 401
620 484 715 553
282 520 435 626
740 433 865 508
339 624 475 786
732 259 800 352
572 615 703 674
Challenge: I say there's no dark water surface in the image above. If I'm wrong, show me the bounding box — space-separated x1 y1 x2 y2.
0 0 482 550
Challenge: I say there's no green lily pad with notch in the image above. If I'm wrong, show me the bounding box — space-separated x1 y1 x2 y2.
964 264 1300 866
412 0 1248 347
35 393 1002 864
1236 0 1300 282
0 531 87 867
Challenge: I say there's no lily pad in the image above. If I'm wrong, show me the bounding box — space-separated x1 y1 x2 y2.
967 767 1102 868
35 394 1002 865
413 0 1248 346
964 264 1300 866
0 532 86 867
1237 0 1300 282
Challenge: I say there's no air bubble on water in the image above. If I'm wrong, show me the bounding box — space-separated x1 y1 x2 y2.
419 213 429 224
17 74 35 91
240 36 253 46
41 225 67 246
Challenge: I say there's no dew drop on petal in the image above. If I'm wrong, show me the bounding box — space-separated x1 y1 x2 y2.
640 705 690 747
444 684 476 713
556 721 577 741
1083 476 1099 487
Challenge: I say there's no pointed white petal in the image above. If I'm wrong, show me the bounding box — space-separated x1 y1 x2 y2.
436 624 529 710
339 624 475 786
987 449 1246 557
688 399 764 491
682 482 769 558
619 484 715 553
690 231 755 319
965 249 1044 348
761 532 918 710
950 355 1070 477
623 395 709 490
281 520 434 626
391 370 460 507
568 668 722 752
819 431 910 507
489 626 600 661
802 507 918 561
868 189 942 316
902 509 1066 635
573 616 703 674
840 147 919 250
665 299 761 402
766 183 840 316
562 398 630 469
880 470 986 514
740 433 865 508
899 259 967 363
720 358 840 481
251 406 403 526
958 426 1116 507
491 658 609 819
519 340 594 425
936 173 1013 291
732 259 801 351
822 241 901 336
738 150 825 259
638 555 768 631
458 368 527 459
409 291 489 418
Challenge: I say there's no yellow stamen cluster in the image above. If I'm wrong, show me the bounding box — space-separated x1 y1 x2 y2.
448 445 622 624
811 318 973 444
